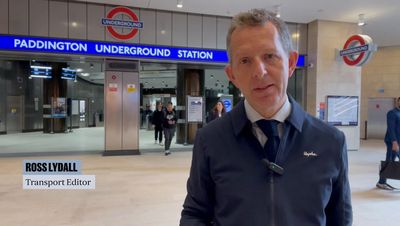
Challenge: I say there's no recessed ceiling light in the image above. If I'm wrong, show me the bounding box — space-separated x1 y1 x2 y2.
292 33 300 39
177 0 183 8
274 5 281 18
358 14 366 26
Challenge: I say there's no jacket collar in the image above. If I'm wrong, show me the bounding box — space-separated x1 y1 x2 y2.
231 95 305 136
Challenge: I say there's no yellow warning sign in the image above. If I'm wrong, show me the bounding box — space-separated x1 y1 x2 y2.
127 84 136 93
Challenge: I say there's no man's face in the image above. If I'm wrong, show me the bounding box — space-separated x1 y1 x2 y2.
225 22 298 117
167 104 173 112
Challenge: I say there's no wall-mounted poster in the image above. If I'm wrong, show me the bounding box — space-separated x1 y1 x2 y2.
187 96 203 123
52 97 67 118
327 96 359 126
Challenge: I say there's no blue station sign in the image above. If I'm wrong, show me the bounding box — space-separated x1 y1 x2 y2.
0 35 306 66
0 35 228 63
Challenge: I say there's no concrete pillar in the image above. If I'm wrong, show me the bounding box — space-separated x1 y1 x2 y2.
307 20 361 150
176 66 204 144
43 62 68 133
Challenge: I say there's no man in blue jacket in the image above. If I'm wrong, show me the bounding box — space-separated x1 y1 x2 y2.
377 97 400 190
180 9 352 226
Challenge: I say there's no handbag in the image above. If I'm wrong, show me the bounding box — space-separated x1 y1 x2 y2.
380 160 400 180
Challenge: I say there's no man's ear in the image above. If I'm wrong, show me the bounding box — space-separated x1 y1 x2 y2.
288 51 299 78
225 64 235 84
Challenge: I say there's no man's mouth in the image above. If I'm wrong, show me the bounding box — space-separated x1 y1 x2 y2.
254 84 274 91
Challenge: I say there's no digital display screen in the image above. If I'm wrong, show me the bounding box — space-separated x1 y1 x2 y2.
61 68 77 80
30 65 52 79
327 96 359 126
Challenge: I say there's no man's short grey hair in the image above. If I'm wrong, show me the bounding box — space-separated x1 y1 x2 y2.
226 8 294 61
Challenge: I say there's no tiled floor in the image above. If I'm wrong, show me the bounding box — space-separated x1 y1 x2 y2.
0 139 399 226
0 127 191 155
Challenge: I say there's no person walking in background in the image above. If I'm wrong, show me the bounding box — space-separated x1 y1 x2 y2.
207 100 226 123
180 8 352 226
152 102 165 146
376 97 400 190
143 104 153 129
163 102 177 156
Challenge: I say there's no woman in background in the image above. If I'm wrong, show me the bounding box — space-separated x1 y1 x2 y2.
207 100 226 123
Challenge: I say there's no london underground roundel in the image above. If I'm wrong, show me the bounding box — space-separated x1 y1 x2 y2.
102 6 143 40
339 34 376 66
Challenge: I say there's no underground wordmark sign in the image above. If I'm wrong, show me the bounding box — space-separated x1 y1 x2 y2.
102 6 143 40
339 34 376 66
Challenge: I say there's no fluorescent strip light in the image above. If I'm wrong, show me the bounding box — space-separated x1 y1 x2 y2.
30 75 52 78
30 65 52 70
61 76 76 80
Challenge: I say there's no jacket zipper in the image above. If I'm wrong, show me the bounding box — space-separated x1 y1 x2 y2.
270 170 275 226
269 123 289 226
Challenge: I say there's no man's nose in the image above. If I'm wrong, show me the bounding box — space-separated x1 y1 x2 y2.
252 58 267 79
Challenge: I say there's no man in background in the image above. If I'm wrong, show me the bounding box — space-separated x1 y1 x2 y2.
163 102 177 156
152 102 165 146
377 97 400 190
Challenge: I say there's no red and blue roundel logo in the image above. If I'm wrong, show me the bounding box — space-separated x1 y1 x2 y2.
102 6 143 40
339 34 376 66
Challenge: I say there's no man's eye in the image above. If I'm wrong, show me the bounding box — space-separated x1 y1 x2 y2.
264 54 279 63
265 54 275 60
240 58 249 64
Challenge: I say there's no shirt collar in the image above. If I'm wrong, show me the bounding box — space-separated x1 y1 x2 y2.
230 95 305 136
244 96 291 123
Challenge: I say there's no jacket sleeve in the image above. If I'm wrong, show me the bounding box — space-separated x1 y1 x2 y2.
387 111 397 142
325 131 353 226
180 129 215 226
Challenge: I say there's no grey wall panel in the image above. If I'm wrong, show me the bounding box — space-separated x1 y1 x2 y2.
0 61 6 132
0 0 9 34
202 16 217 49
9 0 29 35
105 71 123 150
367 98 395 139
298 24 308 55
87 4 105 41
156 11 172 46
49 0 68 38
6 61 27 96
140 9 156 44
122 72 139 150
24 77 43 131
68 2 87 39
217 17 230 50
188 15 202 48
29 0 49 37
288 24 298 52
172 13 187 47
